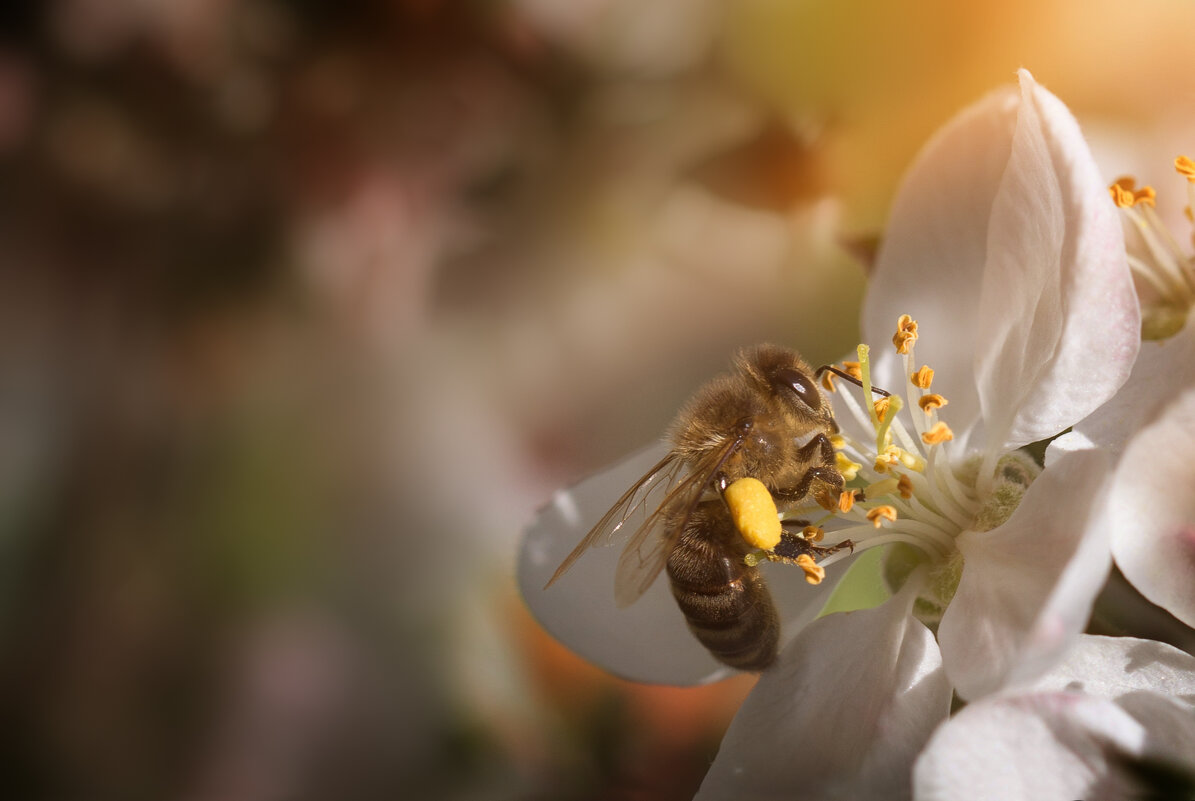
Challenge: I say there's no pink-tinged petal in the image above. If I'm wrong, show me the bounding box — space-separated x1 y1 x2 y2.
518 445 845 684
1034 635 1195 700
863 84 1020 440
1107 385 1195 628
914 693 1149 801
974 70 1139 453
696 578 951 801
939 448 1113 700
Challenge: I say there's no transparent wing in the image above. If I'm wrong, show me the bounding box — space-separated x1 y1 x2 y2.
544 450 687 590
612 436 743 608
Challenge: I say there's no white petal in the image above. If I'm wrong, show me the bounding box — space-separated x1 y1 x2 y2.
519 445 728 683
1033 634 1195 701
973 70 1139 452
518 445 845 684
938 448 1113 700
1114 691 1195 776
1107 384 1195 628
1070 314 1195 457
863 83 1020 439
697 578 951 801
914 693 1149 801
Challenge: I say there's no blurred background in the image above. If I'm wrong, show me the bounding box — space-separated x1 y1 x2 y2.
1 1 1193 799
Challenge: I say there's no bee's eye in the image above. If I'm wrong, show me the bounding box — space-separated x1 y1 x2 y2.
775 368 821 412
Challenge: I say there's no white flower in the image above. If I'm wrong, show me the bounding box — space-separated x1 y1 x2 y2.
1052 309 1195 629
912 635 1195 801
699 615 1195 800
516 69 1140 692
762 67 1139 700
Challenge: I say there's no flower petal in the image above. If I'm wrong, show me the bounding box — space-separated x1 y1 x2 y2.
913 692 1151 801
519 445 729 684
1107 384 1195 628
696 578 951 801
863 83 1020 440
973 70 1139 452
1033 634 1195 701
938 448 1113 700
518 445 846 684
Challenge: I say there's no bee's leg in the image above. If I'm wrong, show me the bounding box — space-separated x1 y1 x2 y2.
790 433 844 509
774 466 844 511
771 529 854 562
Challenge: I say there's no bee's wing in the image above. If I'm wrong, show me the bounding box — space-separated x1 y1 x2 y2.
543 450 687 590
612 436 743 608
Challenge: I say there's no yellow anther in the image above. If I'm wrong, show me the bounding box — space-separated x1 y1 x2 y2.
1176 155 1195 182
918 393 949 413
837 490 857 513
829 434 846 450
874 396 892 422
795 554 825 585
724 477 782 550
878 445 926 473
893 314 919 354
1186 206 1194 223
910 365 934 389
1109 178 1157 208
896 473 914 499
866 505 898 528
922 421 955 445
802 525 825 542
1109 181 1135 208
842 361 863 381
835 452 861 481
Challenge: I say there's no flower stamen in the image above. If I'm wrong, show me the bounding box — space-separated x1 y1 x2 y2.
795 554 825 584
922 421 954 445
893 314 919 354
918 393 949 413
866 505 898 528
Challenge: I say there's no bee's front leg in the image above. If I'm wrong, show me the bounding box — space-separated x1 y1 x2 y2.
774 433 844 510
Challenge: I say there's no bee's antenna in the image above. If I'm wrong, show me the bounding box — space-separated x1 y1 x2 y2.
815 365 891 397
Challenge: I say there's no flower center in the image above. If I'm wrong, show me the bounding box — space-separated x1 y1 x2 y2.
1109 157 1195 340
761 315 1040 616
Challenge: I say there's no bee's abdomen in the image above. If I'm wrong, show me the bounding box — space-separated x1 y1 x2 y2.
666 521 779 671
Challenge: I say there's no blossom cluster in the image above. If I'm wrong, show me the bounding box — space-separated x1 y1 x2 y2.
519 70 1195 799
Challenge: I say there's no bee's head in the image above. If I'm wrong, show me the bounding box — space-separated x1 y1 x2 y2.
736 344 838 433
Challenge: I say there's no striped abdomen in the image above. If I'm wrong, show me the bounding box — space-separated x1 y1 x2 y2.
665 503 779 671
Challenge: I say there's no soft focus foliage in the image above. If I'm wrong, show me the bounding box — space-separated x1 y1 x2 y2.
3 1 1195 800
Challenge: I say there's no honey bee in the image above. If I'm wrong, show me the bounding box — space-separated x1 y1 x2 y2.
545 344 875 671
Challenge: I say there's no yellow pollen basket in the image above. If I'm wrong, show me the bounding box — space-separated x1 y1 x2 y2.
724 477 782 550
